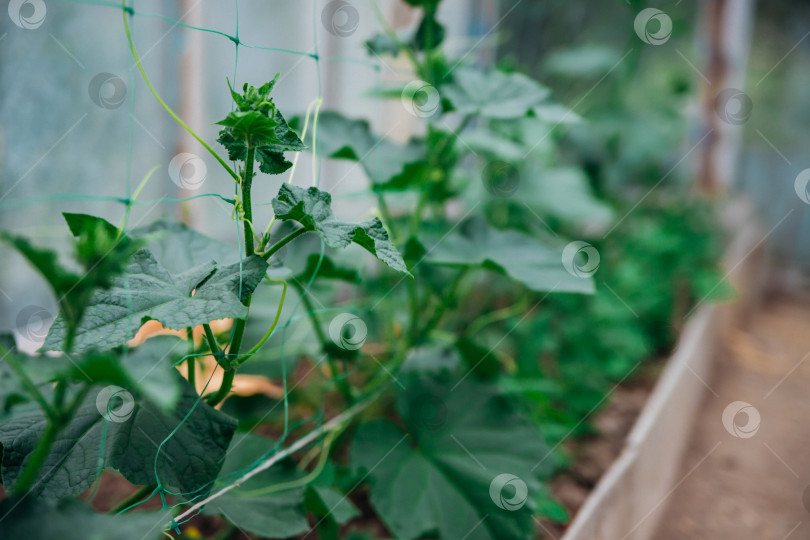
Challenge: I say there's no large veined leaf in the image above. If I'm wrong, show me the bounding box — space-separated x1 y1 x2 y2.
0 498 170 540
43 250 268 352
501 166 614 229
422 220 594 293
351 378 549 540
0 374 237 501
272 184 410 275
300 111 426 186
130 220 240 272
443 68 550 119
203 433 310 538
463 129 527 160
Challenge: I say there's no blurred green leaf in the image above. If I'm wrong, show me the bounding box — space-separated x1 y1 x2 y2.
203 433 309 538
423 219 593 293
0 498 169 540
351 378 549 540
443 68 550 118
299 111 426 187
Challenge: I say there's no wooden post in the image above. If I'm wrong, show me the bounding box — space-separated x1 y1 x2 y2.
176 0 204 228
695 0 756 197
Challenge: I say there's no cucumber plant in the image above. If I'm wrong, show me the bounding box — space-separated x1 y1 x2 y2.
0 0 725 538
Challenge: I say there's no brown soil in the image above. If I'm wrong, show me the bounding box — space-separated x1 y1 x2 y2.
654 297 810 539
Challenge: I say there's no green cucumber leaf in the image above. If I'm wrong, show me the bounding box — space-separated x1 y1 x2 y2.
216 110 280 146
443 68 550 119
0 374 236 501
129 220 239 272
299 111 426 187
497 166 614 229
351 378 549 540
1 224 140 335
422 219 593 293
63 212 122 240
463 129 527 160
0 498 170 540
99 335 184 411
43 250 267 352
218 109 306 175
304 484 361 540
272 184 410 276
203 433 310 538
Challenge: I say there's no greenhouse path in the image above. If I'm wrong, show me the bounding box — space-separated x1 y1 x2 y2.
654 297 810 539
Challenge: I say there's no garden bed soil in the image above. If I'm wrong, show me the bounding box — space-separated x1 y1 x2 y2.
536 363 662 539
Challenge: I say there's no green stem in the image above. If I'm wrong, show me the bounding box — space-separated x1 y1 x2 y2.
185 327 196 389
1 346 57 421
376 190 396 243
122 4 238 182
13 384 90 496
203 323 221 355
113 484 157 514
410 190 428 238
207 368 235 407
465 296 531 337
208 140 258 402
242 145 256 257
13 421 58 496
207 304 249 406
119 165 159 235
262 228 309 260
53 379 67 410
236 278 288 365
367 0 424 79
